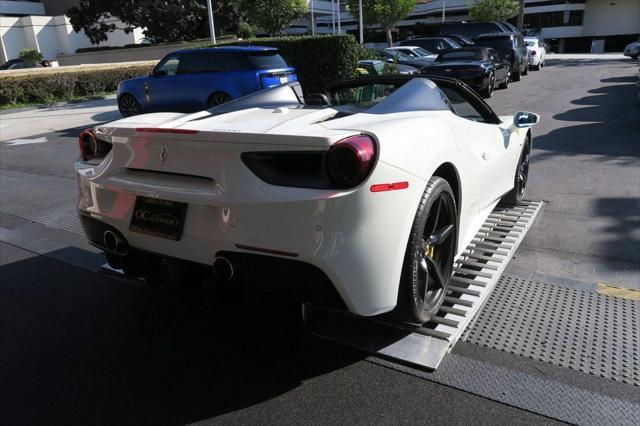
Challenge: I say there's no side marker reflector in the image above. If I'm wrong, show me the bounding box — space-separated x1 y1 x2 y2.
370 181 409 192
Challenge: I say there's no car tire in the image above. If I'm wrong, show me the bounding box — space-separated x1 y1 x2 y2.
207 92 232 108
499 72 510 89
394 176 457 324
118 93 141 117
522 64 529 76
481 72 495 98
512 69 521 82
502 138 531 205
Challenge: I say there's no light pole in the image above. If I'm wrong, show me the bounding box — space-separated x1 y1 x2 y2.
206 0 216 44
332 0 336 34
337 1 341 34
311 0 315 35
358 0 363 44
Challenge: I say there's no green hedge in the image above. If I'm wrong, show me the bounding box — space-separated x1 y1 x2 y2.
219 34 361 94
0 65 152 106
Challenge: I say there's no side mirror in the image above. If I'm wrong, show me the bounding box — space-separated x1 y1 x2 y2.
514 111 540 128
305 93 330 106
153 69 167 77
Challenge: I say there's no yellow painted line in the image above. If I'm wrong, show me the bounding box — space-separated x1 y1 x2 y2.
597 283 640 301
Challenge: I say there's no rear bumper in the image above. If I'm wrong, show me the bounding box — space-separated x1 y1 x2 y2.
76 160 425 316
81 213 346 308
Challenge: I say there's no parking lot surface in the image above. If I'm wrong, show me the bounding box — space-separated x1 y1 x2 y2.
1 56 639 424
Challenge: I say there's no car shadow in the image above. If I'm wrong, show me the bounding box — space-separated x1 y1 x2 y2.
533 81 639 162
592 197 640 268
0 248 366 425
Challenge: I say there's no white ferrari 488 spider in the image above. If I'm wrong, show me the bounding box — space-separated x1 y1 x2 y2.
76 75 539 324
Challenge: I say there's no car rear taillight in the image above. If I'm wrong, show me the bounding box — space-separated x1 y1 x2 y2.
79 129 98 161
326 135 376 188
241 134 377 189
79 128 112 162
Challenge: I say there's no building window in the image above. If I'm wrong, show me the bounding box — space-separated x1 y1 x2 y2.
523 10 584 28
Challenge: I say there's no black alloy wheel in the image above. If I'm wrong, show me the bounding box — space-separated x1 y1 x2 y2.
207 92 232 108
481 71 495 98
118 94 141 117
394 177 457 324
503 140 531 205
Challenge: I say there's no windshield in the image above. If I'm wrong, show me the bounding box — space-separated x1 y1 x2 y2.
526 41 536 47
437 51 483 61
332 83 400 109
414 47 433 56
445 38 462 49
384 50 412 61
326 78 450 113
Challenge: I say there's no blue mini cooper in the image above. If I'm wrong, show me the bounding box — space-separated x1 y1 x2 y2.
117 46 297 116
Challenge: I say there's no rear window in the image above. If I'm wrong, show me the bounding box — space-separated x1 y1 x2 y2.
476 36 514 50
437 51 482 61
248 51 289 70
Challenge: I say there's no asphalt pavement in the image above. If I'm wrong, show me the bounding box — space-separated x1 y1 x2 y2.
1 56 639 424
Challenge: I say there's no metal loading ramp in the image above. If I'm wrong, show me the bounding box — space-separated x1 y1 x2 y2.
311 200 544 370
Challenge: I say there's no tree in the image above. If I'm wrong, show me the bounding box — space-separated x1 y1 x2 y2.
19 48 43 65
243 0 307 36
67 0 244 45
346 0 416 46
468 0 520 22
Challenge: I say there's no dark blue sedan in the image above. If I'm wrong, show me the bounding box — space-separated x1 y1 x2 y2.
117 46 297 116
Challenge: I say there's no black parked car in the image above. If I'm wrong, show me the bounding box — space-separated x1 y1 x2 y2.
399 37 461 53
474 32 529 81
421 47 510 98
376 49 429 69
0 59 43 70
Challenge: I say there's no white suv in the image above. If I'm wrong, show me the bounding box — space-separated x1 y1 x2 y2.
524 37 546 70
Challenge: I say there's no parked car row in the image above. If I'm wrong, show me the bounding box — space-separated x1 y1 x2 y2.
114 21 546 117
372 22 548 98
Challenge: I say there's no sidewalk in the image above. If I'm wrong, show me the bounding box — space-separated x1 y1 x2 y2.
0 96 119 142
546 52 628 60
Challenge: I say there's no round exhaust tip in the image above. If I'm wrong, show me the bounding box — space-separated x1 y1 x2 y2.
213 257 234 281
103 230 126 254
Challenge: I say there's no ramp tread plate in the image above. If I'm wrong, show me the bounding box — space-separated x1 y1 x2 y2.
311 312 450 370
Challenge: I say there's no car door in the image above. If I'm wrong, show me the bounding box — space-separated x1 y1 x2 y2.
145 53 189 112
175 52 213 111
439 85 517 207
488 49 508 82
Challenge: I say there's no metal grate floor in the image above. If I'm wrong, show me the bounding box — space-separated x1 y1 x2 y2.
0 171 82 235
463 274 640 386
